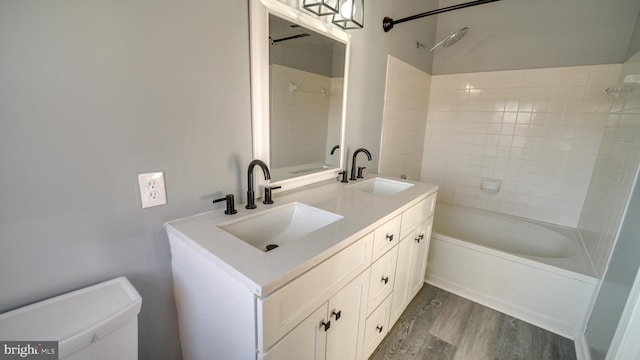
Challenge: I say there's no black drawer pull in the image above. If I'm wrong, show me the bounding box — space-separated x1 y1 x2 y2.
381 276 389 284
376 325 384 333
386 234 394 241
320 320 331 332
331 310 341 321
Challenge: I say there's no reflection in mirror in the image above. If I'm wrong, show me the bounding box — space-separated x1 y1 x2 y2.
268 15 347 182
249 0 350 191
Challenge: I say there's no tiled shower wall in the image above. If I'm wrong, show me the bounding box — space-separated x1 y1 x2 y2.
379 56 431 180
578 54 640 276
420 65 621 227
270 64 338 168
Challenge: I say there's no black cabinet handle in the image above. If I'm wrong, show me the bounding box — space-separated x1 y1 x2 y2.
376 325 384 333
381 276 389 284
331 310 341 321
419 233 425 240
386 234 394 241
320 320 331 332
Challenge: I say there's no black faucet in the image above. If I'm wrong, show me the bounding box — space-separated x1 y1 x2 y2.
263 186 282 205
350 148 372 181
338 170 349 183
213 194 237 215
330 145 340 155
246 159 270 209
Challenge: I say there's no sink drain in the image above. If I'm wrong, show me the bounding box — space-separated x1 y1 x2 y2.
265 244 279 252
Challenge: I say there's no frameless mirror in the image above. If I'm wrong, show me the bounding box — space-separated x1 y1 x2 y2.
250 0 350 188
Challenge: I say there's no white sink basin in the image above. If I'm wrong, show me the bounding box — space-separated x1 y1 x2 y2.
349 177 414 196
218 202 343 252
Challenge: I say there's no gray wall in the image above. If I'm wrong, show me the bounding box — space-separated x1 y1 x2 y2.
343 0 438 171
386 0 439 75
0 1 252 359
269 15 344 78
0 0 434 358
433 0 640 74
342 0 390 171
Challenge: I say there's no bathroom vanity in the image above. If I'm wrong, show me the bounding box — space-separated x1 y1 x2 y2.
165 2 437 358
165 176 437 360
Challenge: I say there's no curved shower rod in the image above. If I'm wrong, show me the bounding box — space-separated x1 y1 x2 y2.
383 0 502 32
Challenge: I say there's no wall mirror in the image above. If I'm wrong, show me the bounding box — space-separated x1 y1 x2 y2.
250 0 351 189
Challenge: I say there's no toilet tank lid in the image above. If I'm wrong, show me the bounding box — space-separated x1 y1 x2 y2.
0 276 142 358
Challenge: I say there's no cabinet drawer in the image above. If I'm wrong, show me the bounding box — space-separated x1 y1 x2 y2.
372 215 401 261
363 295 392 359
258 233 374 351
399 215 432 245
400 192 436 238
367 246 398 315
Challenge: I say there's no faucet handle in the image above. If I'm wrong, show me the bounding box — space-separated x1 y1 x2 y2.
338 171 349 183
357 166 366 179
263 186 282 205
213 194 237 215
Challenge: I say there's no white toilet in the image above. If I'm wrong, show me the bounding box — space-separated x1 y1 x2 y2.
0 277 142 360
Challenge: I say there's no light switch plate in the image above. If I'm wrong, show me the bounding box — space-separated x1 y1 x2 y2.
138 172 167 208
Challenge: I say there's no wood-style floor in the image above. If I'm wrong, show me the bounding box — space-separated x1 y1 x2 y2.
369 284 577 360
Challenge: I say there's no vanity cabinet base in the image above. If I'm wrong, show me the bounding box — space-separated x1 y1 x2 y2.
167 188 438 360
169 234 257 360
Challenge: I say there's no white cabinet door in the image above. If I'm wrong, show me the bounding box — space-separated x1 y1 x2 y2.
407 217 433 299
262 304 328 360
259 234 373 351
264 270 370 360
389 233 412 326
389 217 434 326
326 269 370 360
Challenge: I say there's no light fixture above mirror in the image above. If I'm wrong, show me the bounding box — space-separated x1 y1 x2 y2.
303 0 339 16
332 0 364 29
301 0 364 30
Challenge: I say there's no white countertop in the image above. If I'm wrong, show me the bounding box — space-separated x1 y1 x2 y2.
164 176 438 297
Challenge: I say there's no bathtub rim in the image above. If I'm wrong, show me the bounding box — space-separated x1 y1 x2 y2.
432 202 597 282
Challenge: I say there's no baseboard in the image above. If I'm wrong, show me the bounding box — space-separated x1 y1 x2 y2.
574 334 591 360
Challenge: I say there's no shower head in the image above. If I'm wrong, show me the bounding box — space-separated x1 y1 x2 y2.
429 27 469 51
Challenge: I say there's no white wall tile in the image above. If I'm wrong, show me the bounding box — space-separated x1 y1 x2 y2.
421 64 622 228
270 64 335 168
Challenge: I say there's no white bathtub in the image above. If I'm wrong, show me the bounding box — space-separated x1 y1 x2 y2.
425 202 598 338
